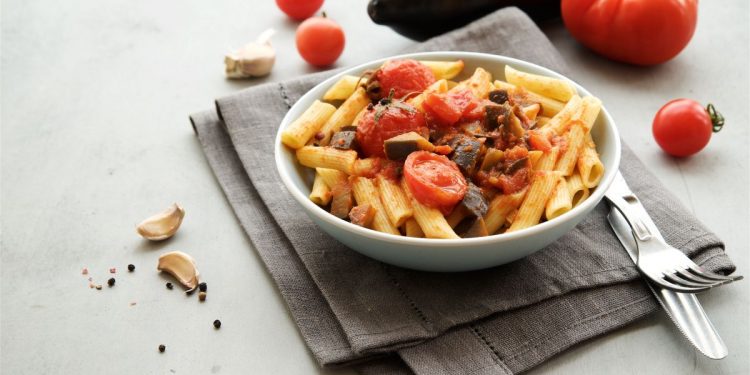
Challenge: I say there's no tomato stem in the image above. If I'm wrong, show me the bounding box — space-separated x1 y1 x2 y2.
706 104 724 132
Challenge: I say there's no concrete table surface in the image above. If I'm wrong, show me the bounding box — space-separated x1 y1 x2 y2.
1 0 747 374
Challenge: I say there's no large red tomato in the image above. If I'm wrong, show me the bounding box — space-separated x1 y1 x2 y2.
561 0 698 66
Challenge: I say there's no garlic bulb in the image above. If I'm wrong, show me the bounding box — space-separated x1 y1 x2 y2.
225 29 276 79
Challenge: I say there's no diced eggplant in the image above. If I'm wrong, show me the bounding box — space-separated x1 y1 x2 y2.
383 131 434 160
457 182 488 218
340 125 358 132
448 135 482 175
330 130 357 150
489 89 509 104
457 217 489 238
330 182 354 219
460 120 485 137
480 148 504 171
484 103 512 129
349 204 375 228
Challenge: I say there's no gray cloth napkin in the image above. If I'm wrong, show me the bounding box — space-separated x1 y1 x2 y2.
190 7 736 374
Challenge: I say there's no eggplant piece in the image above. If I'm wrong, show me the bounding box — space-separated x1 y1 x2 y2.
349 204 376 228
480 148 504 171
458 182 488 218
383 131 434 160
330 182 354 219
448 135 482 175
460 121 486 137
330 130 357 150
456 217 489 238
340 125 358 132
489 89 509 105
484 103 511 129
367 0 562 41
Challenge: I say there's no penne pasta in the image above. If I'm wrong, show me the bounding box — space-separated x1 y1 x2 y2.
453 67 493 99
419 60 465 80
484 189 527 234
545 178 572 220
404 218 425 238
555 121 586 176
446 207 469 228
281 100 337 149
574 96 602 132
527 150 544 169
351 177 400 235
577 145 605 188
533 146 560 171
400 179 459 239
296 146 357 174
504 65 577 102
507 171 561 232
318 87 370 145
494 80 565 117
323 75 366 101
541 94 582 136
316 168 348 189
566 172 590 207
522 103 541 121
376 174 413 227
309 172 332 206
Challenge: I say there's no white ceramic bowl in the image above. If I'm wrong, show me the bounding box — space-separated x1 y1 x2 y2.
275 52 621 272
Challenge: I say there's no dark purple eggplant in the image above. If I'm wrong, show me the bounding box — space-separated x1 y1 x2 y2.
368 0 562 41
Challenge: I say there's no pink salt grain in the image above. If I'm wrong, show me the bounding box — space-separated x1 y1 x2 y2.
109 268 116 274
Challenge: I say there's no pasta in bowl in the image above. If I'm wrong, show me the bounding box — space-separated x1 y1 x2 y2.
275 52 621 271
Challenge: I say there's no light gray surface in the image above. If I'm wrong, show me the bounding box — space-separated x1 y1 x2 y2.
1 0 747 374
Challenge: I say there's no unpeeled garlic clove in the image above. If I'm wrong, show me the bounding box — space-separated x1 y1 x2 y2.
136 203 185 241
225 28 276 79
157 251 200 291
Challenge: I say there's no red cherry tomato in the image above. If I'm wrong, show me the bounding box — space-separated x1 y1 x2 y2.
404 151 467 213
422 89 478 127
296 15 345 67
276 0 324 20
652 99 724 157
376 59 436 100
356 101 427 158
561 0 697 65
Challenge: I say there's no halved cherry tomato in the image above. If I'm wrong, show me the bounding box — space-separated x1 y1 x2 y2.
376 59 435 100
652 99 724 157
404 151 467 213
356 101 427 158
528 130 552 152
423 89 479 127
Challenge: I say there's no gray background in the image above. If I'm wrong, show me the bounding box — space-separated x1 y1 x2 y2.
1 0 747 374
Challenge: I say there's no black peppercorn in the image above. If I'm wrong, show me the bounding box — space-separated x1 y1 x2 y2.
107 278 115 287
213 319 221 329
166 282 173 290
158 344 166 353
198 282 207 292
127 264 135 272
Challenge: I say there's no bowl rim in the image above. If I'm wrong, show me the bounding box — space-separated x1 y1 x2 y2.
274 51 621 247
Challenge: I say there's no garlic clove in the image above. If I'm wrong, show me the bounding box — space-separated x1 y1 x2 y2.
225 28 276 79
157 251 200 291
136 203 185 241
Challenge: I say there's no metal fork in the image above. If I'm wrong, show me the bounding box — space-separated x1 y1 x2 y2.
605 172 743 293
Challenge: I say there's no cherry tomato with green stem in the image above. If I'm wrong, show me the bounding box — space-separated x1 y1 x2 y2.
652 99 725 157
296 13 345 67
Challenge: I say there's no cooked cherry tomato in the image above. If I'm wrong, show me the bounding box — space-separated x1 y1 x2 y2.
561 0 697 65
276 0 324 20
376 59 436 100
356 101 427 158
404 151 467 213
296 15 345 67
423 89 478 127
528 130 552 152
652 99 724 157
